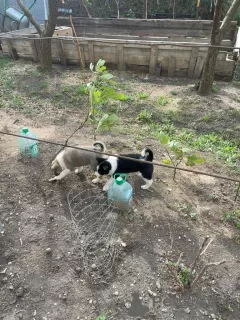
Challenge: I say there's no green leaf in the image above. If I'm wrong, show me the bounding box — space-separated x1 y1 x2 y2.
159 133 169 145
100 73 114 81
95 59 106 72
162 159 171 165
190 212 197 219
186 153 206 167
97 113 119 131
173 149 184 160
93 90 102 104
96 315 105 320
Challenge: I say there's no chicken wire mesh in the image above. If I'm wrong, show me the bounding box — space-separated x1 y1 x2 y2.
67 183 123 282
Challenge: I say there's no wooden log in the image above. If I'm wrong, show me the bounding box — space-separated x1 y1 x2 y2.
29 38 39 62
149 45 158 76
58 40 67 66
168 56 176 77
5 39 18 60
188 47 199 78
117 44 126 71
193 56 204 78
88 41 94 63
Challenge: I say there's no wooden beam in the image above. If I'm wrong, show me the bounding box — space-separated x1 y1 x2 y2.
117 44 126 71
149 45 158 76
58 40 67 66
188 47 199 78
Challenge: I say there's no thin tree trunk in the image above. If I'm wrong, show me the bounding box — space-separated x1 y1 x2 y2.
143 0 148 19
198 0 223 95
82 0 92 18
38 39 52 71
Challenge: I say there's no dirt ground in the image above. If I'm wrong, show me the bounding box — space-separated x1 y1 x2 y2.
0 57 240 320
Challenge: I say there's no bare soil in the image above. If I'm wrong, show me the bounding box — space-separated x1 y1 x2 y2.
0 58 240 320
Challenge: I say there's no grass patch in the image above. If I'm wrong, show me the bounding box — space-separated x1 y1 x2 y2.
0 55 12 69
12 95 24 108
170 90 178 96
158 95 169 106
40 82 48 89
136 109 153 123
202 114 210 122
223 209 240 229
136 92 149 99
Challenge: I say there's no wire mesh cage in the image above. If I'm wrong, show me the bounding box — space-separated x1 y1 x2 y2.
67 183 121 282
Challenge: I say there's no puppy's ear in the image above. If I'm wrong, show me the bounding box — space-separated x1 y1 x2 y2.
96 157 106 164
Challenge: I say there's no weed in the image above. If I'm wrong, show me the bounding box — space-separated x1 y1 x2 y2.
223 209 240 229
40 82 48 89
0 56 12 68
170 90 178 96
202 114 210 121
54 93 62 100
12 95 24 107
158 95 169 106
136 109 152 123
136 92 149 99
96 315 105 320
4 78 16 91
76 84 87 95
177 264 192 286
212 83 218 93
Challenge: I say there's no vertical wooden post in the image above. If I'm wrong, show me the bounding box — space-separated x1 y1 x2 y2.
168 57 176 77
5 39 18 60
88 41 94 64
29 38 39 62
188 47 199 78
58 40 67 66
117 44 126 71
193 56 204 79
143 0 148 19
149 45 158 76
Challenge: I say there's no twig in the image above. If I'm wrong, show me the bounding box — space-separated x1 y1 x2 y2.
190 236 209 272
166 262 184 291
176 252 183 267
70 15 86 78
191 260 226 287
168 224 174 249
235 182 240 201
200 236 215 256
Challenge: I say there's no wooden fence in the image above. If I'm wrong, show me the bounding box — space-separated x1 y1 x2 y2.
0 19 239 81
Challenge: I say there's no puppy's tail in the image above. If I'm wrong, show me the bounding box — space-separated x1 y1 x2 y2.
141 148 153 161
93 141 106 152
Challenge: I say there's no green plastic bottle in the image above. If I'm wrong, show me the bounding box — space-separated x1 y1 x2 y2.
18 128 39 157
108 174 133 211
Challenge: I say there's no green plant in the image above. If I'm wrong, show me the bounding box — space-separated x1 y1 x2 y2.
136 109 152 123
159 133 205 180
178 264 192 286
86 59 127 138
202 114 210 121
40 82 48 89
0 56 12 68
170 90 178 96
158 95 169 106
136 92 149 99
223 209 240 229
12 95 24 107
96 315 105 320
211 83 218 93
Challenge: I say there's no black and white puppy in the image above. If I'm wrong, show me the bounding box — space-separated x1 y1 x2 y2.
49 141 106 182
93 148 153 191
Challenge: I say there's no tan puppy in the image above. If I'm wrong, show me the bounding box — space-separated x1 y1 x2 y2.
49 141 106 182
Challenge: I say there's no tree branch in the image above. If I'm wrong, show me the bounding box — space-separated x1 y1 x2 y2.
82 0 92 18
17 0 42 36
220 0 240 32
191 260 226 287
43 0 59 37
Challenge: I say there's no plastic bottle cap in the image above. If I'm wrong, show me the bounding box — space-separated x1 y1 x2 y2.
22 128 29 133
115 176 125 185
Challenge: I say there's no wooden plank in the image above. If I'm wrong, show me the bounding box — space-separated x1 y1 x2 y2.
117 44 126 71
188 47 199 78
29 39 39 62
5 39 18 60
88 41 94 63
193 56 204 79
58 40 67 66
168 57 176 77
149 45 158 76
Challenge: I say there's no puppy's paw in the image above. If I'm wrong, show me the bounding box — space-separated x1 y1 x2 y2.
75 167 83 174
49 177 56 182
141 184 149 190
103 184 109 191
92 178 100 184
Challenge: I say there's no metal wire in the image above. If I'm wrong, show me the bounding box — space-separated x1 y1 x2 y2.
67 183 122 283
